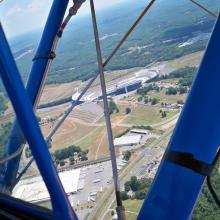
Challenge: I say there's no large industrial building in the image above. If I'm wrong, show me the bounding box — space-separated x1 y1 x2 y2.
71 68 158 102
13 169 81 203
114 134 142 147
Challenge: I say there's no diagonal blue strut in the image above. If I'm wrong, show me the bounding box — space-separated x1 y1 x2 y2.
0 23 77 220
0 0 70 193
138 14 220 220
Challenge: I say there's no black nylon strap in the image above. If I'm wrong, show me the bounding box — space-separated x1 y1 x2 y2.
32 51 56 61
165 150 214 176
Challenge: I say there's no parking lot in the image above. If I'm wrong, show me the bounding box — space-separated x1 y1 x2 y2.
69 157 127 208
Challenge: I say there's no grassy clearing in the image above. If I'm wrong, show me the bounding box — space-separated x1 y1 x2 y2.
124 105 161 125
40 81 81 104
72 125 128 160
98 103 179 127
149 89 187 104
73 126 103 150
123 105 178 126
166 51 203 69
107 199 144 220
123 199 144 213
44 120 94 151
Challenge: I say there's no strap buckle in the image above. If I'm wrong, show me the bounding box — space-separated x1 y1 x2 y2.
32 51 56 61
165 150 214 176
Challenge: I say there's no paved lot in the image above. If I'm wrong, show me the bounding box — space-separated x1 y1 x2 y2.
70 157 127 208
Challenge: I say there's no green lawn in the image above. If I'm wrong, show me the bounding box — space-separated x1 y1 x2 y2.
108 199 144 220
165 51 203 69
73 126 103 149
149 89 187 104
98 103 179 126
123 105 178 126
123 199 144 213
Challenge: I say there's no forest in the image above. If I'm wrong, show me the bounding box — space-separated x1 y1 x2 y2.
11 0 218 85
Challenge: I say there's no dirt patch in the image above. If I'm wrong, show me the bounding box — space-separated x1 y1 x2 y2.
41 118 93 151
88 126 128 160
39 81 81 105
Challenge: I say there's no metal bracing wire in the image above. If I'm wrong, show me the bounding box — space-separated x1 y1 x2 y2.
90 0 125 218
15 0 156 184
190 0 217 18
0 145 24 165
4 0 214 172
0 21 76 219
2 0 218 192
0 1 86 180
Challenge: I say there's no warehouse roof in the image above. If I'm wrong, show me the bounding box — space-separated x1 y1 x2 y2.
114 135 141 146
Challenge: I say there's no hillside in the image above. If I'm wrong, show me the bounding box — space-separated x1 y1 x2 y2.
7 0 220 85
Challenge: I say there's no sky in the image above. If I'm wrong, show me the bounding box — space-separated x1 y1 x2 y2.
0 0 127 37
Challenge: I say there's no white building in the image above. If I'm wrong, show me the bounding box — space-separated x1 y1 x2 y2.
13 169 81 203
114 135 142 147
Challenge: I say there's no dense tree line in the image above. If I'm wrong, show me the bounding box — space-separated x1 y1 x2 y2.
132 125 153 131
170 66 197 87
166 87 177 95
121 176 152 200
121 165 220 219
137 84 159 96
149 66 197 86
159 109 167 118
108 99 119 114
0 123 11 156
54 145 82 160
123 150 132 161
192 160 220 219
166 86 188 95
151 97 159 105
53 145 88 167
0 93 8 115
125 107 131 114
38 96 74 109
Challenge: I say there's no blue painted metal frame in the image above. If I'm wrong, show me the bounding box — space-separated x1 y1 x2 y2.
1 0 70 192
138 15 220 220
0 23 77 220
0 192 53 220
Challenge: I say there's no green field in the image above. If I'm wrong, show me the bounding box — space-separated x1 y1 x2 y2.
98 103 179 126
149 89 187 104
123 105 179 126
166 51 204 69
106 199 144 220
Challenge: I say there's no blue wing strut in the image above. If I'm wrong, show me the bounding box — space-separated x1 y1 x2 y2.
0 23 77 220
138 14 220 220
0 0 70 193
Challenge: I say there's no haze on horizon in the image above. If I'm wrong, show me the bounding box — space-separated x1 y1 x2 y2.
0 0 130 38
